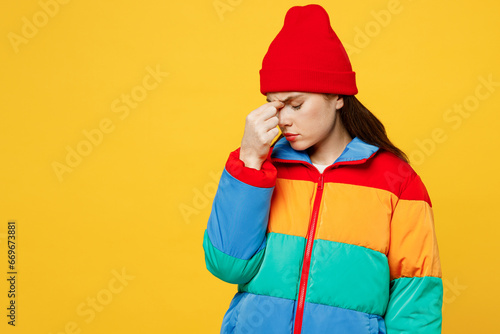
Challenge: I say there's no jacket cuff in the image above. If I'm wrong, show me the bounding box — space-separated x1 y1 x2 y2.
225 147 277 188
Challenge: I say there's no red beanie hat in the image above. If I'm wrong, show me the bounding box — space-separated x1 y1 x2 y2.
260 4 357 96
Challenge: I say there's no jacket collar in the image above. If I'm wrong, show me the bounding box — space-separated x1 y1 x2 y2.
271 136 380 165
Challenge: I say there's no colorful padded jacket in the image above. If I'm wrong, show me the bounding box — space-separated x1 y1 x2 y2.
203 136 443 334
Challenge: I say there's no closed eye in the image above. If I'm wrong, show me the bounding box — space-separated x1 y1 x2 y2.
292 104 302 110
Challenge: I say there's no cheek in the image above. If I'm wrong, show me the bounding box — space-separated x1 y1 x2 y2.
309 109 335 131
294 105 334 134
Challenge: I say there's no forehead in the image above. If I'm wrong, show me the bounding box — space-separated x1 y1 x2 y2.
266 92 307 102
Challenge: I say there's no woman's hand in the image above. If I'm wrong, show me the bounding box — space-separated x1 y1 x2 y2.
239 100 284 170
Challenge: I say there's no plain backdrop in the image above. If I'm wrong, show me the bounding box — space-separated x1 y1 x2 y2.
1 0 499 333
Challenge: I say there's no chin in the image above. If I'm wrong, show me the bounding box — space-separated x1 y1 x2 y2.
289 140 310 151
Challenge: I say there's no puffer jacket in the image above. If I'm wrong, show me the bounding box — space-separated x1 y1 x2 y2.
203 136 443 334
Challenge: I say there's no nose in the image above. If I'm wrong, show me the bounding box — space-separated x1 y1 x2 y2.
277 105 292 128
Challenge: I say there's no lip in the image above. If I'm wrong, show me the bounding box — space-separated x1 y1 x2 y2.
284 133 299 141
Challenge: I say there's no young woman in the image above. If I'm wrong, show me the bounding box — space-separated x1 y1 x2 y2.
203 4 443 334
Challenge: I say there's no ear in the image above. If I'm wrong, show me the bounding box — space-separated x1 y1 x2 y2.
335 95 344 110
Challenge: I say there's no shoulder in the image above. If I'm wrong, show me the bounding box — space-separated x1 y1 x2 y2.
369 149 431 206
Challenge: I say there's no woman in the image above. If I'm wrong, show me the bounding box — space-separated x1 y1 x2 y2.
203 4 443 334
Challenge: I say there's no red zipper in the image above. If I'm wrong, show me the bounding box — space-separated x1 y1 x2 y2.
293 172 324 334
271 151 379 333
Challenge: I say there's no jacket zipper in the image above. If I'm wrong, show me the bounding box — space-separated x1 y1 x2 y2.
271 151 379 333
293 172 324 334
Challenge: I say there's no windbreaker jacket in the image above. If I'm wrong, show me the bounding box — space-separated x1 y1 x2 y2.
203 136 443 334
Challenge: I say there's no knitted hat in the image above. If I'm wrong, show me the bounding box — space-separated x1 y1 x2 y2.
259 4 357 96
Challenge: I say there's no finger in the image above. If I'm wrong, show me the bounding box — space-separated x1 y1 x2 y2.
260 104 282 121
256 100 284 115
265 127 280 143
268 100 285 108
267 101 284 115
263 115 279 129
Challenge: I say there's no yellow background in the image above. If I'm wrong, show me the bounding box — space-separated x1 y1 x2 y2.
1 0 499 333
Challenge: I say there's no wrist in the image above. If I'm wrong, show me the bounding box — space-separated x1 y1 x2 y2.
239 151 264 170
225 147 277 188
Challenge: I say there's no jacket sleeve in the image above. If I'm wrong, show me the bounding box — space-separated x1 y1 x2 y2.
203 147 277 284
384 173 443 333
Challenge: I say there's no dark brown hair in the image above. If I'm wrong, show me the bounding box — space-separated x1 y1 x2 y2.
270 94 409 163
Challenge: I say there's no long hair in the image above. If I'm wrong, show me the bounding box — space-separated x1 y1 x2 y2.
270 94 409 163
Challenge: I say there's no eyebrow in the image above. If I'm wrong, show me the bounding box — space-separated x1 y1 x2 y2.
266 93 304 103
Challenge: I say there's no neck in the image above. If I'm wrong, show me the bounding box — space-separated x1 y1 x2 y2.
307 118 352 165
